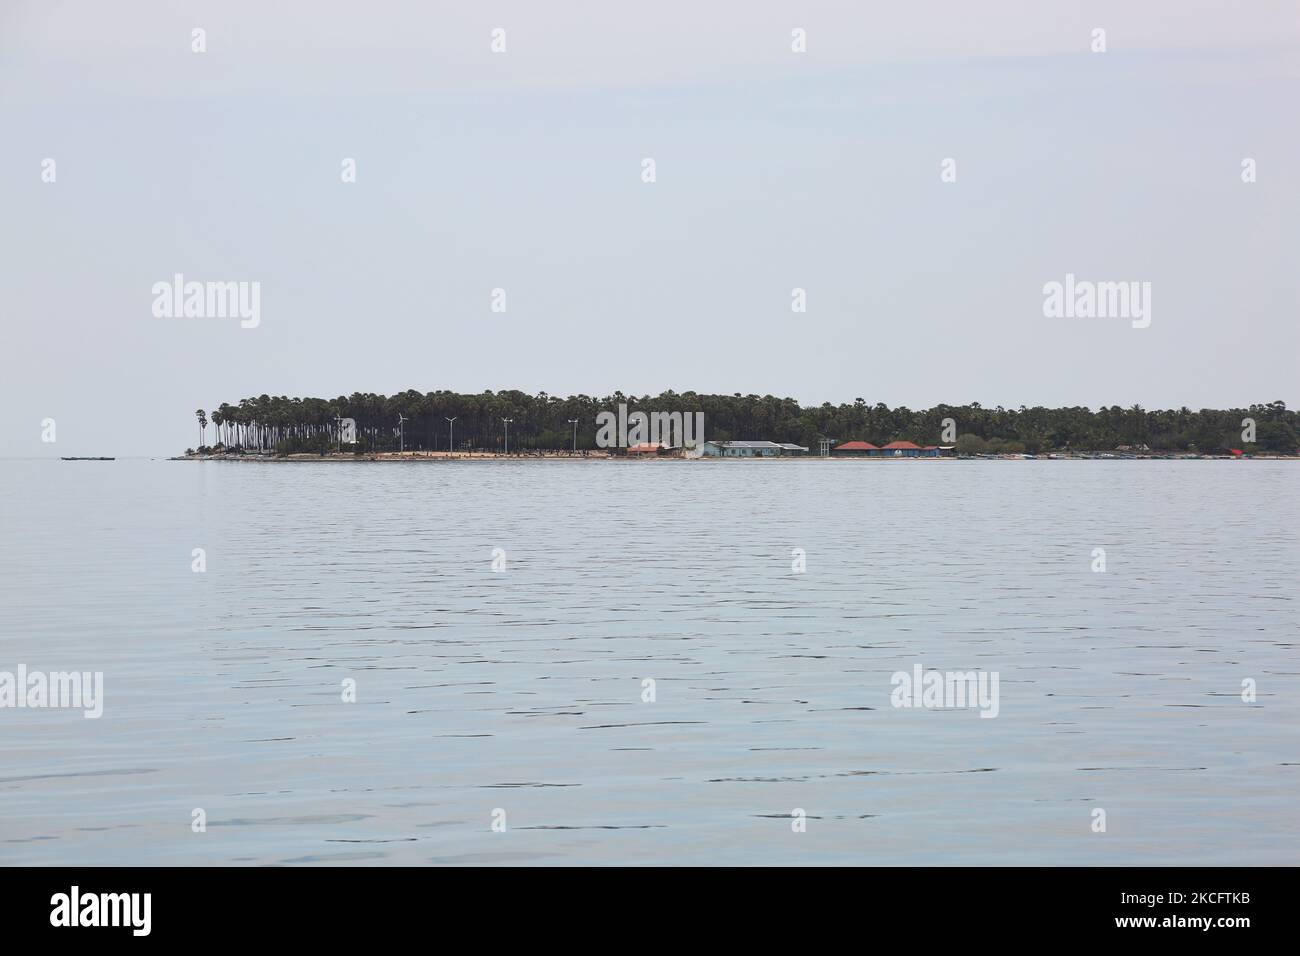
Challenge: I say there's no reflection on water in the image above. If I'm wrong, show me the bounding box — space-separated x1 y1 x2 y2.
1 459 1296 865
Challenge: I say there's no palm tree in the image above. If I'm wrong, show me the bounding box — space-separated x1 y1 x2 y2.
184 390 1300 456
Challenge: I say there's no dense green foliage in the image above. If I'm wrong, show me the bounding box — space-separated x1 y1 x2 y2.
191 392 1298 455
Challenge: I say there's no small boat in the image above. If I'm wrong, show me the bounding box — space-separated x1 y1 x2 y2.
61 456 115 461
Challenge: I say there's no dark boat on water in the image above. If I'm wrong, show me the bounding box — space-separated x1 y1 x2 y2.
61 457 115 461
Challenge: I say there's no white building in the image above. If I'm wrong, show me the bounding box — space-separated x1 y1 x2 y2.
700 440 808 458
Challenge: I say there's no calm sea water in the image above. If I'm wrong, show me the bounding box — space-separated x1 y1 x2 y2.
1 459 1296 866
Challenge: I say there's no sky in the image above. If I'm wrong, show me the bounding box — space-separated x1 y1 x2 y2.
2 0 1297 456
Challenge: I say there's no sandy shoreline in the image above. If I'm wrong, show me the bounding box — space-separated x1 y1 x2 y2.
171 451 1299 462
176 451 614 462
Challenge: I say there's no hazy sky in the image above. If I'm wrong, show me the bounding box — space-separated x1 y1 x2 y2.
2 1 1297 456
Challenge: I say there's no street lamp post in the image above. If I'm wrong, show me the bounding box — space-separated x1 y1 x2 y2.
446 416 457 457
569 418 579 454
502 418 513 456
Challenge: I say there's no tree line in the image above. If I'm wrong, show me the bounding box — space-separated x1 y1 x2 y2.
189 392 1298 455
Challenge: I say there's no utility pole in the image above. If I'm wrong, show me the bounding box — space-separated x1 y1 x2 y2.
569 418 579 454
502 418 513 456
334 414 344 454
446 417 457 457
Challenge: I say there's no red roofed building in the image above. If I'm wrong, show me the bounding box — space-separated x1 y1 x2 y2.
881 440 932 457
832 440 879 457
